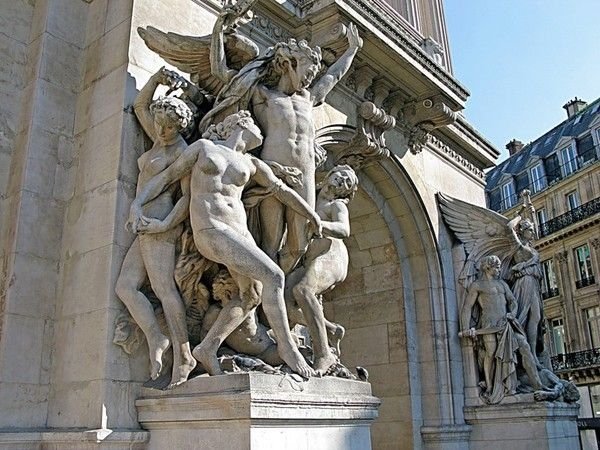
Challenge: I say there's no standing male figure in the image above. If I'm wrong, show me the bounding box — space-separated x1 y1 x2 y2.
206 5 363 272
460 255 543 404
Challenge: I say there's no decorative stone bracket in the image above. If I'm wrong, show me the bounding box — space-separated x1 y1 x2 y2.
336 101 395 169
396 95 457 154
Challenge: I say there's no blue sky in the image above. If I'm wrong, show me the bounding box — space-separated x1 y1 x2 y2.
444 0 600 162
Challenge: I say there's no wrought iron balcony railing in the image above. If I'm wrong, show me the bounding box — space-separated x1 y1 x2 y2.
539 197 600 237
576 276 596 289
551 348 600 372
541 288 559 300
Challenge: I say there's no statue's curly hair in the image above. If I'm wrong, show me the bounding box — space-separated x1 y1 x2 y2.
201 110 259 141
479 255 501 272
262 38 322 89
149 96 193 130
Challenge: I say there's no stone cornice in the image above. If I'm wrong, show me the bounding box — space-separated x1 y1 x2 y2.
326 0 469 102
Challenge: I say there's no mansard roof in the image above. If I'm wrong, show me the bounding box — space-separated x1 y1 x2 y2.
486 96 600 192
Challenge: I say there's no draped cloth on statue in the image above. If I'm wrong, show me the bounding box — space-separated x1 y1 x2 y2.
487 318 526 404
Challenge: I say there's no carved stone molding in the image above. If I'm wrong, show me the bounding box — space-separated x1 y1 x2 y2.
427 134 485 181
555 250 569 264
591 238 600 249
251 13 293 42
336 102 395 169
398 95 457 154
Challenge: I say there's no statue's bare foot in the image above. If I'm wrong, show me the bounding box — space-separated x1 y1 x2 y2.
167 354 197 389
314 352 338 376
192 344 223 376
148 334 170 380
328 324 345 356
279 346 315 378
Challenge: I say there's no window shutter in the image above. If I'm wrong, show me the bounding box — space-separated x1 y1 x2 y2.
515 172 529 194
577 134 596 164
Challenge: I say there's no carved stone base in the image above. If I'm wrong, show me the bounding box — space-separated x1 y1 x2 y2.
0 429 148 450
136 372 380 450
464 396 580 450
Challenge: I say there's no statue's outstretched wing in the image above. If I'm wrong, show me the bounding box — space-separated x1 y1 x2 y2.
137 26 259 96
437 193 518 289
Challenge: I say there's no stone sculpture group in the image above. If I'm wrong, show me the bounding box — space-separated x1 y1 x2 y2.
113 0 368 388
439 192 579 404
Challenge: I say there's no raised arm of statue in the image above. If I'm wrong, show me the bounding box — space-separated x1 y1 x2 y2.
133 71 162 141
310 23 362 105
211 9 240 83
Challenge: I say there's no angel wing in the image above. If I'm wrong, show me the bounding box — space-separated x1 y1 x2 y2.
437 193 519 289
137 26 259 96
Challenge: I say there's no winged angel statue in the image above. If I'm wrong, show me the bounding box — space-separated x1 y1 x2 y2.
114 0 365 388
437 192 580 404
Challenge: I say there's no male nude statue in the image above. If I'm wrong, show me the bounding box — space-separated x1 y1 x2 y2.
205 6 363 272
460 255 543 403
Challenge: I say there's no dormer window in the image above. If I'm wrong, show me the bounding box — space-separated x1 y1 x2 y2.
501 180 516 209
529 163 545 193
560 144 578 176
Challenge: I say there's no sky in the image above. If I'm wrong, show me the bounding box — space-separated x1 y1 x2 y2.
444 0 600 162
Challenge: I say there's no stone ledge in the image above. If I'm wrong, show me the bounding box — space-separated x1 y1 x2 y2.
0 429 148 448
137 372 380 424
464 400 580 422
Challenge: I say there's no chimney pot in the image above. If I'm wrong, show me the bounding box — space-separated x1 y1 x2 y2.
506 139 524 156
563 97 587 118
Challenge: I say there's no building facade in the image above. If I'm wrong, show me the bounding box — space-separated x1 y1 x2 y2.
486 97 600 436
2 0 562 449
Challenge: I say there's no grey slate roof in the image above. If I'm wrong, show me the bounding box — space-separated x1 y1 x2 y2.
486 96 600 192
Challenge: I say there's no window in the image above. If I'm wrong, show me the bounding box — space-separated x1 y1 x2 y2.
541 259 558 299
574 244 594 288
529 163 545 193
550 318 566 355
537 208 547 226
560 144 578 176
577 133 597 165
501 181 516 209
586 307 600 348
566 190 580 211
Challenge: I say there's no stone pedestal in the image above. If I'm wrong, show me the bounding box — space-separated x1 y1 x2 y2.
136 372 380 450
464 396 580 450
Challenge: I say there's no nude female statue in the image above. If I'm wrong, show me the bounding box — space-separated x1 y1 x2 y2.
116 68 197 388
128 111 321 378
285 165 358 374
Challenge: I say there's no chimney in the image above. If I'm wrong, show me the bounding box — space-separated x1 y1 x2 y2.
563 97 587 118
506 139 524 156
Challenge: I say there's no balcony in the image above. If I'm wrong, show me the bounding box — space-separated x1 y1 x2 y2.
552 348 600 372
542 288 559 299
539 197 600 237
576 276 596 289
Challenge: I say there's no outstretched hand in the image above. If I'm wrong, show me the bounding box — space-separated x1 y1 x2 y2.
346 23 363 50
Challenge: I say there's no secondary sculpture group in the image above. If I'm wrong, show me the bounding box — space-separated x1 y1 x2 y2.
114 0 363 388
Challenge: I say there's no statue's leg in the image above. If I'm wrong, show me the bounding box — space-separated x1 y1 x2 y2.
193 295 250 375
482 335 497 395
259 196 285 263
141 235 196 388
515 333 543 389
292 263 338 374
115 238 170 380
527 298 541 360
194 227 315 378
279 177 315 274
